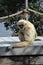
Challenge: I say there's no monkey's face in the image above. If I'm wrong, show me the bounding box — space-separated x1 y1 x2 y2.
17 20 24 30
17 19 27 30
17 24 24 30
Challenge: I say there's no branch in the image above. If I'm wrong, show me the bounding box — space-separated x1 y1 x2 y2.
0 8 43 20
27 8 43 16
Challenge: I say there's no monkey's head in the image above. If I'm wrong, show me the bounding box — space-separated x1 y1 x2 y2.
17 19 27 30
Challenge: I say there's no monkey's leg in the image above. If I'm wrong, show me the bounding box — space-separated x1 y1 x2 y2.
9 41 31 49
6 41 31 51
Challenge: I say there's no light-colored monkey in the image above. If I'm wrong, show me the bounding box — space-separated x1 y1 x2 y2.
9 19 37 48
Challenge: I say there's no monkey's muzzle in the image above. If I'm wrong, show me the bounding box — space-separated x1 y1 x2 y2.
18 24 24 29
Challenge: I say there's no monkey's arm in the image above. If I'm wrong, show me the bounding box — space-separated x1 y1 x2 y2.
19 31 25 41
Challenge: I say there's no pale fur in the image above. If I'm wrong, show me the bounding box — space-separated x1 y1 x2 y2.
10 19 37 48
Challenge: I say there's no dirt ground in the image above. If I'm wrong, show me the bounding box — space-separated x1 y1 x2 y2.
0 56 43 65
0 57 23 65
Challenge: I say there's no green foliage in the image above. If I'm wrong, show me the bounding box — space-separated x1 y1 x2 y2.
0 0 25 16
0 0 43 36
28 0 43 36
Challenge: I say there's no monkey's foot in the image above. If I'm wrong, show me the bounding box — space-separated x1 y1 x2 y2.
6 46 14 52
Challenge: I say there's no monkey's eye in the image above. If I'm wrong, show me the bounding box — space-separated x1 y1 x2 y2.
18 24 24 29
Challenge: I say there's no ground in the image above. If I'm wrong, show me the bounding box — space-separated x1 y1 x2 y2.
0 57 43 65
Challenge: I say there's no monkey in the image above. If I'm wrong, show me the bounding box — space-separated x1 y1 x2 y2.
8 19 37 49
